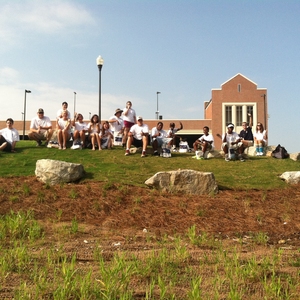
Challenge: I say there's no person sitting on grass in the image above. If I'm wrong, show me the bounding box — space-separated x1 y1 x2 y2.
167 121 183 150
0 118 19 153
99 121 113 150
254 122 268 156
71 113 88 149
193 126 214 159
56 111 71 150
217 123 244 162
125 116 149 158
28 108 53 146
88 114 101 151
151 121 168 156
238 113 254 154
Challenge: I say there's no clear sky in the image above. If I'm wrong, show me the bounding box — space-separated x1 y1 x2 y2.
1 0 300 152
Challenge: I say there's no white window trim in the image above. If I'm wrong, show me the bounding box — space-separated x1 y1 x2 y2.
222 102 257 132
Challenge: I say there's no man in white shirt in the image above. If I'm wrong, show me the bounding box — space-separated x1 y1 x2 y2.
0 118 19 153
193 126 214 159
217 123 244 162
125 116 149 157
151 122 168 156
28 108 53 146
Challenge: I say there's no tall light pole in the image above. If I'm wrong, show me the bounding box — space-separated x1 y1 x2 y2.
96 55 104 123
73 92 77 116
23 89 31 140
156 91 161 120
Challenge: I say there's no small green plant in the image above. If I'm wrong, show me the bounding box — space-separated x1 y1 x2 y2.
9 195 20 203
22 183 31 196
69 188 78 200
36 191 45 203
70 217 78 234
251 232 269 245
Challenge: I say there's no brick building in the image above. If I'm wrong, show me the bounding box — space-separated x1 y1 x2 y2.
1 73 267 150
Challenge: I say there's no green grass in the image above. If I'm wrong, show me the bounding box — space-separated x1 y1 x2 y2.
1 140 299 189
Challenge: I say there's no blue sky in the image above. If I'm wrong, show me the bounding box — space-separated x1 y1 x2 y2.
1 0 300 152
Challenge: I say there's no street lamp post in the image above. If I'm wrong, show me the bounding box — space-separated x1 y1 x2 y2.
96 55 104 123
73 92 77 116
23 89 31 140
156 91 161 120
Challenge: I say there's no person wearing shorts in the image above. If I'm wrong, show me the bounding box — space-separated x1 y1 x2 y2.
125 116 149 157
122 101 136 147
151 121 167 156
28 108 53 146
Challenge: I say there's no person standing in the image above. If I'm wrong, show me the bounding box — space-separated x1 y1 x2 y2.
0 118 19 153
28 108 53 146
125 116 149 157
122 101 136 148
57 101 71 119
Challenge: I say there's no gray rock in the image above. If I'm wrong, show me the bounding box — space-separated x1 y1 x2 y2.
289 152 300 161
35 159 85 185
280 171 300 184
145 169 218 195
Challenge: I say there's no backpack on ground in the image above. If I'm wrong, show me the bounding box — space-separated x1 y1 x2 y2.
271 144 289 159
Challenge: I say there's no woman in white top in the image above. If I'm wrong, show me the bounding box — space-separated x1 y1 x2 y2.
88 114 101 151
56 111 71 150
122 101 136 147
99 121 113 150
72 113 88 148
253 122 268 156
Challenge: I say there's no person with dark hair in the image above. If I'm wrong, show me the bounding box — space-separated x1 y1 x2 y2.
151 121 167 156
167 121 183 149
57 101 71 119
193 126 214 159
71 113 88 149
254 122 268 156
99 121 113 150
88 114 101 151
28 108 53 146
238 113 254 153
122 101 136 147
125 116 149 157
0 118 19 153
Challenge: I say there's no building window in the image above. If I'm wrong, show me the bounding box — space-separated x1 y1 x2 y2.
225 106 232 125
238 84 241 93
236 106 243 126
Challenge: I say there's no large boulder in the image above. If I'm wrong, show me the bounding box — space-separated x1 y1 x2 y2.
289 152 300 161
145 169 218 195
35 159 85 185
280 172 300 184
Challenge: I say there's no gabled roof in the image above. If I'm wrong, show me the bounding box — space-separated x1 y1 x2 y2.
220 73 257 87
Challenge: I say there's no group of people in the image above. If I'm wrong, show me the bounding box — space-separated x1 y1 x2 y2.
193 113 268 161
0 102 267 160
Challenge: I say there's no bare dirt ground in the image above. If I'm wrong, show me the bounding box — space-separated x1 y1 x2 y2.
1 176 300 298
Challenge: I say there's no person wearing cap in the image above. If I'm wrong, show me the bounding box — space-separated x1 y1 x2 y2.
57 101 71 119
0 118 19 153
28 108 53 146
151 121 168 156
125 116 149 157
122 101 136 147
108 108 124 146
217 123 244 162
